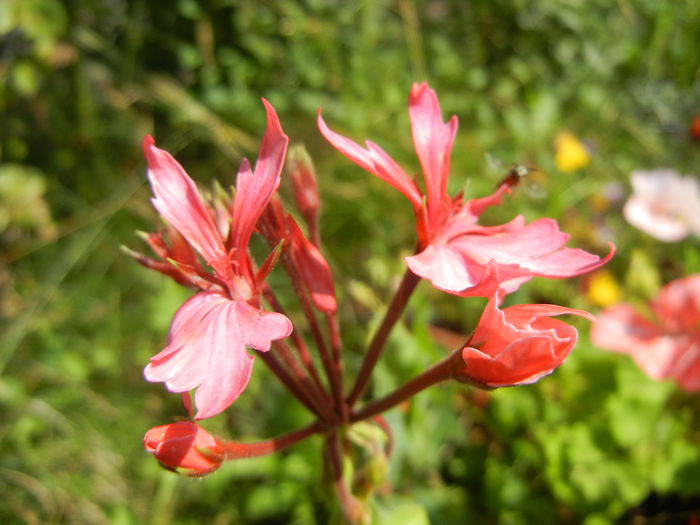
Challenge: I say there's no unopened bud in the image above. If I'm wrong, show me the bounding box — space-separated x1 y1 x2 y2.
288 144 319 227
144 422 225 477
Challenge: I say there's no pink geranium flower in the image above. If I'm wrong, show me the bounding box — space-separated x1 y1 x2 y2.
622 169 700 242
591 274 700 391
318 83 613 297
142 100 293 419
452 291 595 387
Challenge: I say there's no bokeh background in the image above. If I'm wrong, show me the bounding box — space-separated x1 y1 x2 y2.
2 1 700 523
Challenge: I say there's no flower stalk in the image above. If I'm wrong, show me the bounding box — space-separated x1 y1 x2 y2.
347 266 421 406
351 350 458 423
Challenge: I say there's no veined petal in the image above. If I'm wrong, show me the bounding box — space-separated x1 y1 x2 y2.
408 82 458 224
143 136 232 281
144 291 292 419
231 99 289 263
317 111 423 209
406 244 533 297
447 217 615 281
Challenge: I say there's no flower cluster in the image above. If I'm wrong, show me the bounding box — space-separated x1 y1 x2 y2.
130 84 612 519
591 274 700 391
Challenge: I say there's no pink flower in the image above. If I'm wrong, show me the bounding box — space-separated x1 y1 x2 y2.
142 100 293 419
318 83 613 297
452 292 595 387
144 421 224 477
591 275 700 391
623 169 700 242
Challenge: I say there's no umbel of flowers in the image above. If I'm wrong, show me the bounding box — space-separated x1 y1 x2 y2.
128 84 613 523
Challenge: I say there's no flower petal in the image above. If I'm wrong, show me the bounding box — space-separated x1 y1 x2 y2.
143 135 232 281
652 274 700 333
406 243 533 296
230 99 289 263
317 110 423 209
456 293 591 387
408 82 458 225
590 303 682 380
144 291 292 419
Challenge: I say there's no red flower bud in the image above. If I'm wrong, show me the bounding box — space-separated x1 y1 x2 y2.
452 292 594 387
144 422 225 477
288 144 320 226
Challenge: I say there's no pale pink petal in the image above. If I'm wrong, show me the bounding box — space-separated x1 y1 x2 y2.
317 111 423 209
144 291 292 419
406 245 532 296
623 169 700 242
408 82 458 225
623 195 690 242
143 135 232 281
590 303 681 379
451 217 614 276
231 99 289 262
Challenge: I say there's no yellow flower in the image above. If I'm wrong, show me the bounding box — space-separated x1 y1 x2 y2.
555 131 589 173
586 270 621 307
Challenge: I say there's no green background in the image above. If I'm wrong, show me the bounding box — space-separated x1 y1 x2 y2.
2 1 700 523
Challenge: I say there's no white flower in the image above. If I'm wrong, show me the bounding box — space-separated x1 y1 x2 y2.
623 169 700 242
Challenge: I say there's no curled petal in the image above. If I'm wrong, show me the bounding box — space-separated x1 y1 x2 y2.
144 291 292 419
455 293 593 387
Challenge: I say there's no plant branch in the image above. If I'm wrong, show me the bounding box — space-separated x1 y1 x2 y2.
347 267 421 406
350 351 458 423
223 420 324 460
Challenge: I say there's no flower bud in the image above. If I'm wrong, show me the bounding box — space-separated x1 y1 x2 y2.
144 422 225 477
288 144 320 228
452 292 595 387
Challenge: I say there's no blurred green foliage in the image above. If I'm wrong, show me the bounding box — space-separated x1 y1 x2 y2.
1 0 700 523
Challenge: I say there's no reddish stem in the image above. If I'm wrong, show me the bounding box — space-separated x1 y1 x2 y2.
347 267 421 406
272 340 339 423
264 288 327 395
326 312 349 424
224 420 324 460
257 350 335 423
350 351 458 423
